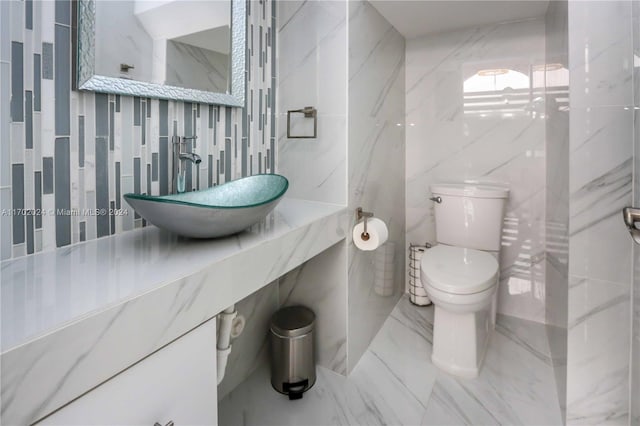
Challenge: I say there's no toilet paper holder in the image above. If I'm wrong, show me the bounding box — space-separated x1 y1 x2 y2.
355 207 374 241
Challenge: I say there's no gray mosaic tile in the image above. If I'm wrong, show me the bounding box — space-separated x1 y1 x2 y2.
133 97 141 126
152 153 158 182
259 26 263 69
115 162 121 209
34 171 42 229
146 164 151 195
213 106 218 146
134 158 141 192
159 136 168 195
25 0 33 30
159 100 168 135
25 91 33 149
110 200 115 235
33 53 41 111
134 157 140 218
242 138 248 177
79 115 85 167
54 24 70 136
259 88 263 131
95 93 108 136
12 164 25 245
120 96 133 175
109 102 114 150
55 0 70 25
141 101 146 145
26 213 34 254
95 137 109 238
11 42 23 122
270 137 275 174
208 154 213 187
225 138 231 181
42 42 53 80
184 102 192 135
54 137 70 247
42 157 53 194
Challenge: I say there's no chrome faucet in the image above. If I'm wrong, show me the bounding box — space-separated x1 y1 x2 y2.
179 152 202 164
172 136 201 193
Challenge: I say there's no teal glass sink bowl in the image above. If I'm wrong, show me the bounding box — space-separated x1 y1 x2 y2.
124 174 289 238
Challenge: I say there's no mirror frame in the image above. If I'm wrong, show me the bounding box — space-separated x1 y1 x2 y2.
76 0 245 106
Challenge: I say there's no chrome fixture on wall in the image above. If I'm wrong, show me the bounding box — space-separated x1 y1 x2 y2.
172 136 201 194
355 207 374 241
286 107 317 138
623 207 640 244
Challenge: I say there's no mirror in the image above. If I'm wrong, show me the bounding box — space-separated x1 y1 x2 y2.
75 0 245 106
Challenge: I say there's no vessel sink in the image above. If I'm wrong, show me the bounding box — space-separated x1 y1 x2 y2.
124 174 289 238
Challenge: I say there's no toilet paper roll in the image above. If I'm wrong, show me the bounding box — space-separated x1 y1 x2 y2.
353 218 389 251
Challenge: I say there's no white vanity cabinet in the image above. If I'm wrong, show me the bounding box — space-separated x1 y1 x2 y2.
37 319 218 426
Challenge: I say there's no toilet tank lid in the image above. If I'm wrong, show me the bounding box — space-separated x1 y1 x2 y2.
430 183 509 199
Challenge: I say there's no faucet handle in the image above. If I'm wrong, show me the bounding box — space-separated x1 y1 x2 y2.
183 135 198 149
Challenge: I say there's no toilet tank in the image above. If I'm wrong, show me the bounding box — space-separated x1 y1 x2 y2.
431 184 509 252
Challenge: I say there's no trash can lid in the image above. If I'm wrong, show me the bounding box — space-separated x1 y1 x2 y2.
270 306 315 337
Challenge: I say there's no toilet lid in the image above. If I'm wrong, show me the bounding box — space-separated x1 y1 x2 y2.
420 245 498 295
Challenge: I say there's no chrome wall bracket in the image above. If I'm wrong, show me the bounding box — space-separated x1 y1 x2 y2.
622 207 640 244
355 207 374 241
287 107 317 139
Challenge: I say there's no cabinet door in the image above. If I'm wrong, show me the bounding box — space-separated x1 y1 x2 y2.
38 319 217 426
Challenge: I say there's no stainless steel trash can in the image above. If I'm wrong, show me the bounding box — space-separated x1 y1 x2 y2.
269 306 316 400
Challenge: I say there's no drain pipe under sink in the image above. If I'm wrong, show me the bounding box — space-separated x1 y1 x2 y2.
217 305 245 384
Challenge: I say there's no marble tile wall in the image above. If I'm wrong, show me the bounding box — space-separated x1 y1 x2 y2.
632 1 640 424
275 0 350 377
276 0 347 205
347 0 405 372
276 0 405 373
0 0 275 260
566 0 634 423
405 19 547 323
544 0 569 419
217 243 348 399
279 242 348 374
217 280 279 401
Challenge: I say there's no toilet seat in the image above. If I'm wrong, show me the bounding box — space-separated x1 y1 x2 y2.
420 245 498 295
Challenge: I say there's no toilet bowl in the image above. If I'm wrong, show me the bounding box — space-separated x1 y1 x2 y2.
419 183 508 378
420 244 499 378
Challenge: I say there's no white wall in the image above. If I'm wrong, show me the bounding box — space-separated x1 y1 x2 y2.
405 18 547 323
566 0 635 424
544 0 569 419
276 0 406 374
347 0 406 371
277 1 347 205
631 2 640 423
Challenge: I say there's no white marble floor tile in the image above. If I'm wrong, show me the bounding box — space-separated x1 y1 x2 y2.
219 297 563 426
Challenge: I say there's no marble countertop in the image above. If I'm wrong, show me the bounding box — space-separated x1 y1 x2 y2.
0 198 347 425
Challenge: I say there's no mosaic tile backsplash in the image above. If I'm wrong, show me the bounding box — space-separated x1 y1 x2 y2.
0 0 276 260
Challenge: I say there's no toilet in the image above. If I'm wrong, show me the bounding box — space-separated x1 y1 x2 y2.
420 183 509 378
